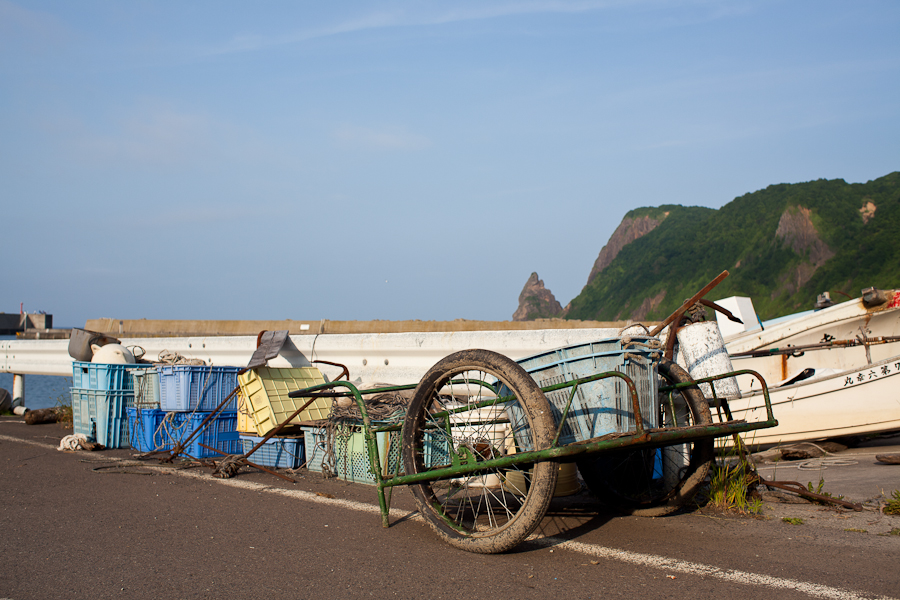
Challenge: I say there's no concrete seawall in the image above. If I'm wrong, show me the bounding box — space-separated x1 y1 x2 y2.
0 313 52 335
84 317 649 337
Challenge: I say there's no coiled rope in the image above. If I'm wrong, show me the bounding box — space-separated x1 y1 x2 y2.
157 350 207 366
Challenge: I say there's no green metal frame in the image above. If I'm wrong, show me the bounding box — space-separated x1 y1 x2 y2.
291 368 777 527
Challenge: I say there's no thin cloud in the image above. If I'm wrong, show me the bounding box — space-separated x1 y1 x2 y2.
41 101 291 171
0 0 72 50
202 0 686 56
334 123 431 151
64 105 213 168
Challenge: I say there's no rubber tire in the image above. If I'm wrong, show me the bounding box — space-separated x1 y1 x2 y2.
402 349 559 554
576 358 714 516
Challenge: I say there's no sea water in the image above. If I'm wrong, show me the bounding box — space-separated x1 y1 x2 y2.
0 335 73 411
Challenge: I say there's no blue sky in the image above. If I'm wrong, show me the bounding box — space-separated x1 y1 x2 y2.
2 1 898 327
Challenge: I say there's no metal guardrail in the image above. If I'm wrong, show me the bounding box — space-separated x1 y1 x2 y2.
0 328 624 384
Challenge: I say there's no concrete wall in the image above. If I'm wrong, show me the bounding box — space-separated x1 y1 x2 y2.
84 317 649 337
0 313 52 334
1 328 630 380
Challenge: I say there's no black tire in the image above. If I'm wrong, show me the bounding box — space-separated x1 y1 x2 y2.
402 349 558 553
576 358 714 516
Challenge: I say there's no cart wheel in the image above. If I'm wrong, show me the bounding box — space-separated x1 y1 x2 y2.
402 349 559 554
576 358 714 516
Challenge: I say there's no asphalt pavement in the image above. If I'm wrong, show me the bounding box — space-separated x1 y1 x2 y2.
1 416 898 600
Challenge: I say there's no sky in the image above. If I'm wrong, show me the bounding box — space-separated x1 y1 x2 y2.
1 0 898 328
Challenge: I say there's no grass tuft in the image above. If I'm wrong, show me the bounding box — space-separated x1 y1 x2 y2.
707 437 763 515
54 392 73 428
884 490 900 516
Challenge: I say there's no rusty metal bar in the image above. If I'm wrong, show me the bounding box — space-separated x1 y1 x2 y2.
730 335 900 358
761 478 863 512
649 270 729 338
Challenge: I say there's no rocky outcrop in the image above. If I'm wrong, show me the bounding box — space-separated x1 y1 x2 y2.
859 200 876 224
512 273 563 321
587 213 667 285
624 289 667 321
775 206 835 268
771 205 835 299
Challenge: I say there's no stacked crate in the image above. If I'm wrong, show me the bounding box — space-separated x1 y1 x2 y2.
302 423 402 484
235 367 332 469
127 365 242 458
71 361 146 448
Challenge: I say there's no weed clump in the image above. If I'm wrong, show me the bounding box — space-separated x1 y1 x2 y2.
55 392 73 428
805 478 844 505
708 460 763 514
884 490 900 516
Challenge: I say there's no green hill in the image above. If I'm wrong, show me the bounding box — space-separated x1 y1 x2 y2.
563 172 900 322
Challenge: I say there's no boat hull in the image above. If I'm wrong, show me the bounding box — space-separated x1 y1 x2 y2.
727 355 900 446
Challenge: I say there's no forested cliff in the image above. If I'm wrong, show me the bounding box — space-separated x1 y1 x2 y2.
513 172 900 322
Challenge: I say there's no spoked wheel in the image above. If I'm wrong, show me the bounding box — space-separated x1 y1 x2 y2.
402 349 558 554
576 358 714 516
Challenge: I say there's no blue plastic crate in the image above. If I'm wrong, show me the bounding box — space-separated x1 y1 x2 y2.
125 407 240 457
507 337 660 446
158 365 242 412
240 435 305 469
132 368 160 408
72 361 146 391
71 387 132 448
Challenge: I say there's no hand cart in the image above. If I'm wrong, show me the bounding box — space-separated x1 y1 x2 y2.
286 275 777 554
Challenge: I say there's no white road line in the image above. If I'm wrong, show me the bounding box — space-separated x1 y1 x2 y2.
530 537 896 600
2 434 895 600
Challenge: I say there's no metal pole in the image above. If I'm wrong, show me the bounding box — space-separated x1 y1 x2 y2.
12 374 25 407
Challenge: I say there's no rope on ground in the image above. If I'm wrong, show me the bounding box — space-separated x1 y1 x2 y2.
212 455 243 479
91 463 153 475
796 457 860 470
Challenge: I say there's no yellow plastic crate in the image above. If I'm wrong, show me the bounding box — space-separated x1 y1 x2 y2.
238 367 330 436
237 392 256 434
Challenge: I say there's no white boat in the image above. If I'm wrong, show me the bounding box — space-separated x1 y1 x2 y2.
727 355 900 446
706 289 900 445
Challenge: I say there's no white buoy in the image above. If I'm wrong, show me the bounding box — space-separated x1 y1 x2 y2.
674 321 741 399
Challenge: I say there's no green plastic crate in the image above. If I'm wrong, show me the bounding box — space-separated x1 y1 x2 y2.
302 424 400 485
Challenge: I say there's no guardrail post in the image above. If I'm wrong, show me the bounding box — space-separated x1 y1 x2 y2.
12 374 25 407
